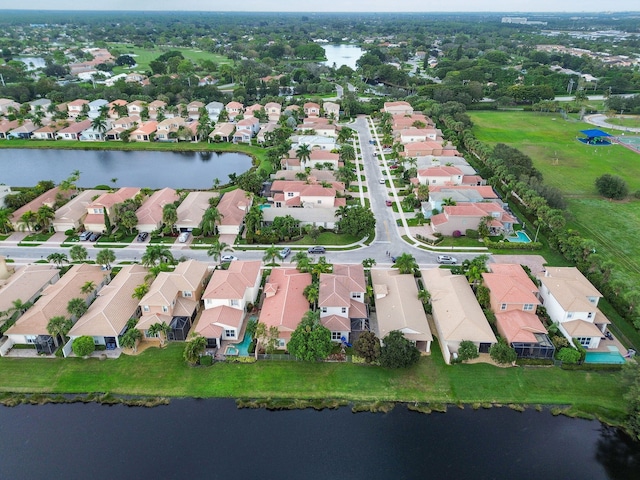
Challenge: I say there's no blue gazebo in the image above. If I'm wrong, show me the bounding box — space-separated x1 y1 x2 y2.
579 129 612 145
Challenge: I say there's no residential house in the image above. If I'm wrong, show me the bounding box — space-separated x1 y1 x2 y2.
298 119 338 138
537 267 610 349
258 268 312 349
416 166 478 187
402 141 445 157
261 206 339 230
270 180 346 208
0 264 60 330
52 189 101 232
209 122 235 142
187 101 204 119
265 102 281 121
256 121 278 144
155 117 186 142
205 101 224 121
135 188 179 233
422 185 498 216
147 100 167 120
430 202 516 236
371 269 433 353
32 124 60 140
304 102 321 117
108 99 128 119
217 189 251 235
10 186 65 232
8 122 38 139
319 264 368 343
67 265 148 352
383 101 414 115
0 98 21 116
130 121 158 142
421 268 497 364
323 101 340 120
126 100 146 117
482 264 554 359
4 264 109 355
281 149 340 171
29 98 52 117
87 99 108 119
391 114 433 130
137 260 209 342
67 99 89 118
105 115 140 140
79 123 108 142
197 261 262 348
0 120 20 139
84 187 141 233
244 103 263 118
271 169 338 183
176 192 218 232
56 119 92 140
399 128 440 143
225 101 244 119
233 117 260 143
290 135 336 152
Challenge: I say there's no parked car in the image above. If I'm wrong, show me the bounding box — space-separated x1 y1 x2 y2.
221 255 238 262
89 232 101 242
79 231 92 241
389 165 398 170
307 246 326 254
379 178 385 184
385 200 393 206
437 255 458 265
279 247 291 259
178 232 190 243
137 232 149 242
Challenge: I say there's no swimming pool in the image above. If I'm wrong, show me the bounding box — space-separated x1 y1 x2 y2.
225 333 253 356
584 347 626 364
507 231 532 243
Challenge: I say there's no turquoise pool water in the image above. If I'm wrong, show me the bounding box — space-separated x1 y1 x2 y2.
584 350 626 364
227 334 253 356
507 231 532 243
259 204 271 210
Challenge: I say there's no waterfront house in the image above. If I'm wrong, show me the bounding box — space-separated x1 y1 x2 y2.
8 121 38 139
155 117 186 142
52 189 101 232
56 119 92 140
175 191 218 232
130 121 158 142
135 188 179 233
32 124 61 140
0 120 20 139
67 99 89 118
10 187 66 232
371 269 432 353
84 187 141 233
209 122 235 142
217 189 252 235
105 115 140 140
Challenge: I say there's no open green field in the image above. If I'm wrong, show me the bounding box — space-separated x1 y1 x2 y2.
605 116 640 129
108 44 232 74
469 111 640 286
0 343 627 422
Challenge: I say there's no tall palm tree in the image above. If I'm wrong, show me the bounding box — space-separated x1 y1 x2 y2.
8 299 33 319
183 333 207 365
69 245 88 262
337 126 354 144
207 240 231 264
145 263 172 283
91 116 108 139
36 205 55 232
200 207 222 237
292 251 311 272
67 297 88 320
310 256 332 278
120 328 142 353
295 144 311 169
47 315 72 348
141 244 174 267
96 248 116 269
393 253 418 275
47 252 68 267
162 204 178 234
0 207 13 234
131 283 150 301
339 143 356 163
148 321 170 347
80 281 96 295
262 245 280 265
19 210 37 232
334 205 349 220
303 281 320 311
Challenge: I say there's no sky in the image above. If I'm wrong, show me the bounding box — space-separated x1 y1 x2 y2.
2 1 639 13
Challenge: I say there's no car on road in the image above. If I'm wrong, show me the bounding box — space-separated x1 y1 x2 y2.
137 232 149 242
437 255 458 265
89 232 101 242
379 178 385 184
221 255 238 262
389 165 398 170
79 231 92 241
385 199 393 206
178 232 190 243
279 247 291 259
307 246 326 254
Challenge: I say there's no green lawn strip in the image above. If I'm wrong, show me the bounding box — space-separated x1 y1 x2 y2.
0 234 10 241
22 232 54 242
149 237 178 244
285 232 361 246
0 344 626 421
605 117 640 128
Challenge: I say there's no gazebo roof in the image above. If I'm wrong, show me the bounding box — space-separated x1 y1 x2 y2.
580 129 612 138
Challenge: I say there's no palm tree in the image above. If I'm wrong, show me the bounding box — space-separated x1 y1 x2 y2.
47 315 72 348
110 178 118 188
120 328 142 353
131 283 150 301
91 116 108 139
292 251 311 272
47 252 69 267
69 245 88 263
262 244 280 265
339 143 356 163
148 321 170 347
393 253 418 275
303 281 320 311
162 204 178 234
80 281 96 295
18 210 37 232
96 248 116 269
145 263 172 283
141 245 174 267
295 143 311 168
7 299 33 319
417 289 431 305
35 205 55 232
337 126 354 144
310 256 332 278
200 207 222 237
183 333 207 365
0 207 12 234
334 205 350 220
67 297 88 320
442 197 457 207
207 240 231 264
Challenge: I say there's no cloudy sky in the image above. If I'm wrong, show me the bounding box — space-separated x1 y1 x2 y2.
3 1 639 12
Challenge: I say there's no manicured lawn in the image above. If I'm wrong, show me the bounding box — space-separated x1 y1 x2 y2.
150 236 178 244
286 232 361 246
470 110 640 289
605 116 640 129
0 343 626 422
108 44 232 73
22 232 54 242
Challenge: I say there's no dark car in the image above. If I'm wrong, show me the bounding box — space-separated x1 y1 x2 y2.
307 246 326 254
137 232 149 242
385 200 393 206
89 232 101 242
79 231 92 241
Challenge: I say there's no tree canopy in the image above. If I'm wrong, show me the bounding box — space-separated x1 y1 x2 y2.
287 310 333 361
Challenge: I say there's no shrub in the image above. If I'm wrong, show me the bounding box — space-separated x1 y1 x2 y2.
634 190 640 199
550 334 569 349
72 336 95 357
465 229 479 239
572 339 587 362
489 339 517 364
452 230 462 238
64 229 75 236
191 228 202 237
458 340 479 361
556 347 581 364
595 174 628 200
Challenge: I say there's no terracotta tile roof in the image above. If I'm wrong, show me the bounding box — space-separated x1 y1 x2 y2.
319 273 351 308
203 261 261 300
12 187 67 224
196 306 243 338
0 264 60 314
135 188 179 226
218 189 251 227
483 263 540 308
259 268 311 333
495 310 547 344
429 185 497 199
54 189 101 225
321 314 350 331
88 187 141 211
418 166 463 177
176 191 218 228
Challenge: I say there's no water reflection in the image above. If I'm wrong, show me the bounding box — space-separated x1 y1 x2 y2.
596 425 640 479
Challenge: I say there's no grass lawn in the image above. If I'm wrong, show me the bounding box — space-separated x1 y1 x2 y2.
470 110 640 289
0 234 9 241
286 232 361 246
0 343 627 422
605 116 640 129
108 44 232 73
150 236 178 244
22 232 54 242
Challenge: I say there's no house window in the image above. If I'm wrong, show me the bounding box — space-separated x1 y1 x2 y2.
278 339 286 348
321 307 327 313
287 192 294 197
25 335 36 344
143 305 149 312
230 299 239 307
567 312 573 319
523 304 534 311
276 202 282 208
587 312 593 319
162 306 168 313
341 307 347 314
225 329 235 338
317 200 321 204
183 291 192 298
588 297 597 304
352 293 362 299
576 337 591 347
500 304 507 311
331 332 342 341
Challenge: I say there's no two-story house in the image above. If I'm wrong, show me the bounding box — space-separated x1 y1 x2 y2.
67 99 89 118
135 188 179 233
83 187 141 233
105 115 140 140
225 101 244 119
304 102 321 117
155 117 186 142
383 101 414 116
430 202 516 237
87 99 108 119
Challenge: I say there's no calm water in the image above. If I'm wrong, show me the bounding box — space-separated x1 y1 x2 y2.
16 56 46 70
322 44 364 69
0 400 638 480
0 148 253 189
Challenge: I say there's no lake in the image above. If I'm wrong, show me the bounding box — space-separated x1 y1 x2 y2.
0 148 253 189
0 400 638 479
322 44 364 70
16 56 46 71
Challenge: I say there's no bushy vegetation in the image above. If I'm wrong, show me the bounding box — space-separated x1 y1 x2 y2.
72 336 95 357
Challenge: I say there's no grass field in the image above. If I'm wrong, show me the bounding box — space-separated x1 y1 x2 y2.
0 343 627 422
605 116 640 129
108 44 232 74
469 111 640 287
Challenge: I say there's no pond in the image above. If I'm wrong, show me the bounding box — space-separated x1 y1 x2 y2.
322 44 364 70
0 148 253 189
0 400 638 479
15 56 46 71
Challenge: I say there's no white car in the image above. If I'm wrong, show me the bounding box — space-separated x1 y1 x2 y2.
437 255 458 265
221 255 238 262
178 232 190 243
